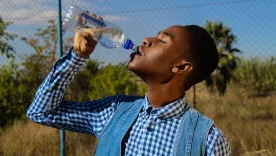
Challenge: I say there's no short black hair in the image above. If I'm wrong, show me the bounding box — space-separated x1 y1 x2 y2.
184 25 218 90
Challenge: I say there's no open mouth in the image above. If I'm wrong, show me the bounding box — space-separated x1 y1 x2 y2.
133 47 142 56
130 47 141 59
129 46 143 62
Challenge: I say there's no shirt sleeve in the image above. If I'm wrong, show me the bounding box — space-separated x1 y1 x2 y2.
206 125 231 156
26 48 121 136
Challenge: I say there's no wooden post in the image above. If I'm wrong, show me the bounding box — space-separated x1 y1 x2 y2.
193 85 196 109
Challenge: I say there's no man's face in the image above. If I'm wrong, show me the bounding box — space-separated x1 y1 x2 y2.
127 25 190 82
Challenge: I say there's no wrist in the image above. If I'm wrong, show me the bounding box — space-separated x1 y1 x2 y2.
75 51 90 58
73 48 90 59
71 47 89 61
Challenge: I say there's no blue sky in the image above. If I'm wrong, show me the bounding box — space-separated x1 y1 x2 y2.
0 0 275 65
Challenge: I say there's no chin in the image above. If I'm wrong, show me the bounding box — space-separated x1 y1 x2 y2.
127 62 137 72
127 62 143 77
127 59 138 70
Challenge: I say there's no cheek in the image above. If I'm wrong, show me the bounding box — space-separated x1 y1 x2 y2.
146 47 168 63
147 52 164 63
146 49 172 71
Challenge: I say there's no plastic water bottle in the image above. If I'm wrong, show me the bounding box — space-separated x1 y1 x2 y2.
62 5 136 50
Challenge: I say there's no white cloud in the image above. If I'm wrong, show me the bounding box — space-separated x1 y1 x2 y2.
0 0 128 26
0 0 56 25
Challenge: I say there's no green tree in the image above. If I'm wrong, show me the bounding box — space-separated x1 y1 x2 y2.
205 20 241 95
66 61 148 101
20 20 73 89
21 20 60 65
0 60 33 128
0 19 75 129
88 63 138 100
0 16 17 58
65 60 101 101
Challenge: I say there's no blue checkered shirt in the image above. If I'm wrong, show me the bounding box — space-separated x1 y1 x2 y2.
27 49 231 156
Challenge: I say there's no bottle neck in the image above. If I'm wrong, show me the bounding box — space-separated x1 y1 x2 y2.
130 44 137 51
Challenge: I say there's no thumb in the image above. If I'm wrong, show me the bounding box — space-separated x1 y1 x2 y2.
81 32 89 38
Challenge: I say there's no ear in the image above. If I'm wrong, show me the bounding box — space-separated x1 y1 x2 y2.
171 60 193 74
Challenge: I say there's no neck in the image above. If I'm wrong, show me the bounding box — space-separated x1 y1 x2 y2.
146 82 185 108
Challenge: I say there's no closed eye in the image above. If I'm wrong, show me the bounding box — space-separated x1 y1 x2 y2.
159 39 166 44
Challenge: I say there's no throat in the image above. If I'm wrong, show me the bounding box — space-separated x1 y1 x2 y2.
147 85 185 108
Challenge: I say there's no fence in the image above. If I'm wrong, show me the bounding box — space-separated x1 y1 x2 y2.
0 0 275 65
0 0 275 155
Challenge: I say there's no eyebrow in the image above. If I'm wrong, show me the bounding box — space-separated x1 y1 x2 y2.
158 31 174 39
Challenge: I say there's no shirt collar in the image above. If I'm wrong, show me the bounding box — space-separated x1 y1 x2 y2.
143 94 188 120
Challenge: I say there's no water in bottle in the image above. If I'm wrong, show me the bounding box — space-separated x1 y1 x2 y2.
62 5 136 50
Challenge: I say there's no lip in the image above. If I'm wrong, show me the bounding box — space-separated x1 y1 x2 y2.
129 46 143 58
139 46 144 56
130 52 136 59
129 51 139 62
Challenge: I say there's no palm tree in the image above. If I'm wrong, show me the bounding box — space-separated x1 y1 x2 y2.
205 20 241 95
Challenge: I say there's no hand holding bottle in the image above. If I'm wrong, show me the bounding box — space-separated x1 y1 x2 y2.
63 5 137 52
73 13 103 58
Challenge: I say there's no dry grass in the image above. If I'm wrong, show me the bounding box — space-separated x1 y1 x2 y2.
186 84 276 156
0 84 275 156
0 120 97 156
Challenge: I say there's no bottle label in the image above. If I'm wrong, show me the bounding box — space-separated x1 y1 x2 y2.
81 13 107 28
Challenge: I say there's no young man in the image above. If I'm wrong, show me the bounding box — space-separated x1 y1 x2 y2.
27 14 231 155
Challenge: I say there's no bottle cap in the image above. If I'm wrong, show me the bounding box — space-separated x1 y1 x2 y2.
123 39 134 49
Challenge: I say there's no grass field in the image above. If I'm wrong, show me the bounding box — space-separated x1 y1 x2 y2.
0 84 275 156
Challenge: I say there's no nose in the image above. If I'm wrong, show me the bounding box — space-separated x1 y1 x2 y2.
142 37 154 47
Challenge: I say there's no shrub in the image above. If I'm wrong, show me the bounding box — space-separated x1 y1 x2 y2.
233 57 276 97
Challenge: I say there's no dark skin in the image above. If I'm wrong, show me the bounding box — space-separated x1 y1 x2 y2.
74 14 194 108
127 26 194 108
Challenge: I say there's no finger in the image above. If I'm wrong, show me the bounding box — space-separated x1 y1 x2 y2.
74 32 89 45
75 31 82 38
76 31 87 38
90 13 97 18
79 10 90 28
73 35 81 52
96 16 104 28
77 13 83 25
81 32 89 38
97 16 103 21
80 41 89 53
82 39 88 47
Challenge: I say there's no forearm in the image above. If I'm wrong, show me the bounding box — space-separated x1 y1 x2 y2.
26 48 123 135
26 48 87 123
